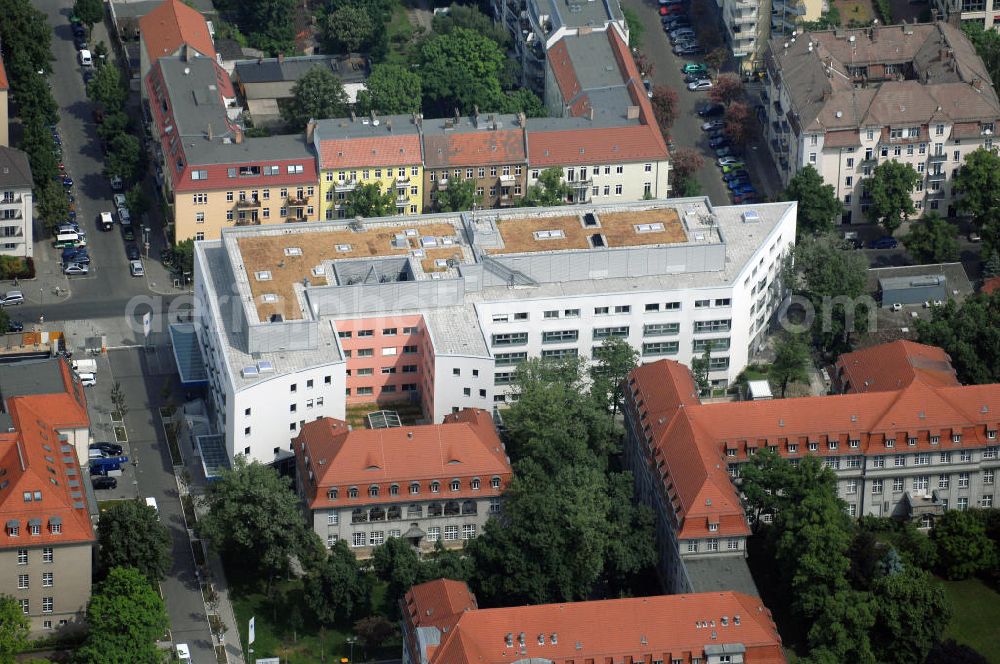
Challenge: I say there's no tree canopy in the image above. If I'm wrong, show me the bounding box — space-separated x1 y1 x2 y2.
323 5 377 54
952 147 1000 222
436 178 480 212
87 59 127 110
931 509 997 579
96 500 172 583
240 0 296 55
0 595 29 664
76 567 169 664
199 456 310 581
355 64 422 116
105 133 143 185
282 67 349 131
73 0 104 28
431 4 509 47
901 212 960 263
303 540 369 625
784 165 841 236
870 567 951 664
418 28 507 117
521 167 571 207
915 292 1000 384
770 333 810 397
863 160 920 234
344 182 397 218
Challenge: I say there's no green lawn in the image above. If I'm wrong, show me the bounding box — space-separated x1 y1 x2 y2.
384 1 420 66
937 576 1000 662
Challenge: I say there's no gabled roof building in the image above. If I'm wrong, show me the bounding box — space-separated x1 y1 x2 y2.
402 579 786 664
294 408 512 554
137 0 216 88
624 340 1000 594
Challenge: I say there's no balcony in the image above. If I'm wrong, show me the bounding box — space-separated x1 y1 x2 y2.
334 179 358 192
234 218 261 226
396 194 410 205
395 175 410 185
286 195 311 207
437 178 449 190
568 177 592 189
235 198 261 209
928 153 948 162
0 195 22 205
0 227 24 237
926 170 946 181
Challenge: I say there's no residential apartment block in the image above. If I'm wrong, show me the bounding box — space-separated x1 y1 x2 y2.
137 0 216 97
624 340 1000 594
294 408 512 554
402 579 786 664
314 115 424 220
0 360 95 635
763 22 1000 223
191 197 796 463
0 146 33 258
932 0 1000 30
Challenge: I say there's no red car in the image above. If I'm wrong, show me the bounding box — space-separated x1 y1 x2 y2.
659 4 685 15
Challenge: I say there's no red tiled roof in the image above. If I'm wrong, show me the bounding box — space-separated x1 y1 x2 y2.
404 578 477 633
629 343 1000 540
423 129 526 169
0 56 8 90
318 136 422 169
405 580 786 664
547 40 583 105
295 408 512 510
528 125 669 166
0 396 95 548
173 154 318 193
835 340 959 393
982 276 1000 295
139 0 216 65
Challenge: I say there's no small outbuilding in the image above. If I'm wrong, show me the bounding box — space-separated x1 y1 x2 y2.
878 275 947 307
746 379 773 401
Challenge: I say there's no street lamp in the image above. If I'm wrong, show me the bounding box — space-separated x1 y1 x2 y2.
346 636 357 663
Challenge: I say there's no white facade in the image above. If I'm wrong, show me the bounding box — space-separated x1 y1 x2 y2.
933 0 1000 30
0 151 33 258
530 163 672 205
722 0 765 66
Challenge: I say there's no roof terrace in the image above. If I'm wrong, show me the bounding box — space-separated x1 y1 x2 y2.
492 207 687 254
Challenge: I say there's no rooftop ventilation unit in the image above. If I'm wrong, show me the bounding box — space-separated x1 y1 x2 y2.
284 247 302 256
241 366 259 378
583 212 598 227
257 361 275 373
741 210 761 223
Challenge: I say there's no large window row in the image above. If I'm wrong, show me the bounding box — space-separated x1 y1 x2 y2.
350 500 478 524
326 476 502 500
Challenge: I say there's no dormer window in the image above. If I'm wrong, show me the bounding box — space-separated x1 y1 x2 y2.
491 476 501 489
6 522 18 537
348 487 358 498
430 481 440 493
808 441 818 451
471 478 481 490
726 448 737 457
788 443 798 453
29 521 40 536
953 434 962 443
708 522 719 532
49 520 61 535
369 485 379 497
410 482 420 495
828 441 838 450
327 488 338 500
390 484 399 496
907 437 917 446
930 435 940 445
450 480 460 491
885 438 895 448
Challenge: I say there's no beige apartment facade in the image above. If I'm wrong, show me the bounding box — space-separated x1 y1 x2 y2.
0 542 92 634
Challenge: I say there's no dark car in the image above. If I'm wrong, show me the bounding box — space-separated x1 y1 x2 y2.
723 169 749 182
82 69 95 84
91 442 124 456
62 246 87 261
708 136 731 149
122 226 135 241
63 252 90 265
697 103 725 117
72 23 85 37
61 175 73 188
727 177 752 190
92 476 118 490
674 44 705 55
74 36 88 50
684 72 707 84
733 182 756 195
870 236 899 249
125 244 141 260
7 320 23 333
732 193 758 204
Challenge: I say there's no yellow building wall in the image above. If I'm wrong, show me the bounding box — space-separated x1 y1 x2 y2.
174 183 321 241
320 164 424 220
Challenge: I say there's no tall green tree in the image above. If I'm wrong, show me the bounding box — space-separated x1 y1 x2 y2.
87 63 127 111
784 165 841 236
241 0 296 55
931 509 997 579
691 344 711 396
901 212 960 263
282 67 349 131
97 500 172 583
199 456 310 581
36 182 69 234
73 0 104 29
871 567 951 664
303 540 369 625
105 133 143 184
344 182 397 218
419 28 506 117
431 4 509 47
602 471 657 594
521 167 571 207
589 337 638 419
915 292 1000 384
0 595 29 664
323 5 377 54
952 146 1000 226
737 448 795 529
792 236 870 353
76 567 169 664
770 333 810 397
355 64 422 116
436 178 479 212
863 160 920 234
371 537 423 616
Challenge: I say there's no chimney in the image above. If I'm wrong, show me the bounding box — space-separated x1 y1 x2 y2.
306 119 317 144
207 123 213 140
386 119 392 132
626 105 640 120
455 107 461 122
588 106 594 121
277 52 285 63
234 126 244 144
350 110 356 122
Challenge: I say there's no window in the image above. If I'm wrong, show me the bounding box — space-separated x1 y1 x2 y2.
542 348 578 359
542 330 578 343
369 531 385 546
644 323 680 336
593 326 629 340
686 541 698 553
693 319 731 333
958 497 969 510
357 349 374 357
491 476 502 489
444 525 459 541
939 475 950 489
594 306 609 315
940 451 951 463
959 473 970 488
895 455 906 467
642 341 679 356
695 299 710 308
983 495 994 508
985 470 995 485
42 548 52 563
426 527 441 542
492 333 528 347
706 538 719 551
614 305 631 314
351 532 366 547
17 549 27 565
462 524 477 540
871 479 883 495
953 434 963 443
489 497 501 513
431 481 440 493
846 479 858 494
495 352 527 366
916 453 930 466
893 478 904 492
42 572 53 587
961 450 972 462
17 575 28 589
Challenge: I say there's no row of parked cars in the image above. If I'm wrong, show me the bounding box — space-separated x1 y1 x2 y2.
659 0 705 56
89 441 126 490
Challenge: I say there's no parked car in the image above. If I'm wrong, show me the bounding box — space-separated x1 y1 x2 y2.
129 260 144 277
63 263 89 276
91 442 124 456
682 63 708 75
702 120 725 131
61 175 73 188
63 252 90 266
698 103 725 117
674 44 705 55
706 129 726 140
659 4 684 14
687 79 713 91
74 36 87 50
685 72 708 84
92 476 118 490
0 291 24 307
110 175 123 190
714 146 734 158
718 156 743 168
727 177 752 190
126 244 141 260
82 69 95 84
122 226 135 241
664 17 691 28
968 231 982 242
113 193 127 209
708 136 730 149
733 183 756 195
117 206 131 226
723 169 749 182
870 236 899 249
732 193 758 204
61 246 87 261
7 320 23 333
71 23 85 38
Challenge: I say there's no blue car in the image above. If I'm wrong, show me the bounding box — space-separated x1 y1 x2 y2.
61 176 73 187
709 137 730 149
870 236 899 249
734 183 756 195
723 170 749 182
727 177 751 190
62 247 87 262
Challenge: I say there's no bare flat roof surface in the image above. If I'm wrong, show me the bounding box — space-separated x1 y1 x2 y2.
494 207 686 254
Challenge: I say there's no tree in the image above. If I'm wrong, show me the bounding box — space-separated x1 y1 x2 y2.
926 639 990 664
76 567 169 664
931 509 997 579
871 567 951 664
623 7 644 48
303 540 369 626
977 206 1000 264
344 182 397 218
87 64 126 111
323 5 376 54
172 238 195 280
436 178 480 212
354 615 397 657
704 47 728 74
92 41 109 67
371 537 422 615
73 0 104 29
589 337 638 419
97 111 129 144
770 333 810 397
355 64 422 116
199 456 310 581
125 184 150 219
723 101 753 145
282 67 349 131
984 250 1000 279
419 28 507 117
901 212 960 263
97 500 172 583
952 147 1000 225
671 147 704 187
651 86 679 132
738 449 795 529
916 292 1000 384
521 167 571 207
499 88 546 117
431 4 509 47
35 181 69 234
792 236 870 353
708 73 743 107
422 541 474 582
691 344 711 396
863 160 920 234
241 0 296 55
783 165 840 236
0 595 29 664
110 381 128 419
602 471 656 595
106 132 143 184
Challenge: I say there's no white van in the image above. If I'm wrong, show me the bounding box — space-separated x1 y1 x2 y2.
145 497 158 513
72 358 97 374
53 231 84 248
78 49 92 67
78 372 96 387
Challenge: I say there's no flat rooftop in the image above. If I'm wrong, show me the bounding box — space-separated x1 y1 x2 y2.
493 207 687 254
235 218 472 322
